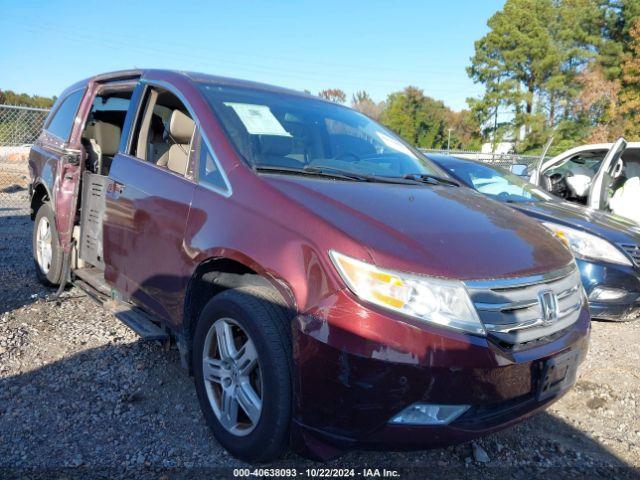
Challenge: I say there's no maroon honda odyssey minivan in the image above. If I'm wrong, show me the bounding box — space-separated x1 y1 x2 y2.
28 70 590 462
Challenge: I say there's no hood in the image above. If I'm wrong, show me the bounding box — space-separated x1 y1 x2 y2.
512 200 640 245
262 175 573 281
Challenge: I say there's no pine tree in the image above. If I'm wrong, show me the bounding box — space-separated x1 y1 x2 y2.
468 0 611 151
468 0 559 140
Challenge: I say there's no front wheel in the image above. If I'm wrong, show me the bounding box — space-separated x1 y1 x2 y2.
192 286 293 463
32 202 63 287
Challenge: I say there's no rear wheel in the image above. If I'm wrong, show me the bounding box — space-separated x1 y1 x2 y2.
192 286 292 462
32 202 63 286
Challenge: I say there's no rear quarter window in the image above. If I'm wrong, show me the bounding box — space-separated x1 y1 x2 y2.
45 89 84 141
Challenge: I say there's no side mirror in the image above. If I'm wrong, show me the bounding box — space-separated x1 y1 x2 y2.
510 164 528 176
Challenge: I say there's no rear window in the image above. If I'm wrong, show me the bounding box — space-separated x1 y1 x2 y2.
46 89 84 141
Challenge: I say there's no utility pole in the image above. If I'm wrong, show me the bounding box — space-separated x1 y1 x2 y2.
447 128 453 153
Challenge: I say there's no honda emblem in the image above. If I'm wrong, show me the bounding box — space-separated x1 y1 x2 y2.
539 290 559 325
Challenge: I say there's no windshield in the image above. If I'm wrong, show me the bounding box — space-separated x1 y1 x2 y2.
198 83 446 179
547 152 605 178
440 159 553 203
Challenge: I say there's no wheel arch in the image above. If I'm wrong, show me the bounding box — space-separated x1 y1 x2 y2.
30 181 53 220
180 255 296 373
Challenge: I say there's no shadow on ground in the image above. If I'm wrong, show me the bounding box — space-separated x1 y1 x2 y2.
0 214 54 315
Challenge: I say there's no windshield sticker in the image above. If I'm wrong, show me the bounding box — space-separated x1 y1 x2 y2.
224 102 291 137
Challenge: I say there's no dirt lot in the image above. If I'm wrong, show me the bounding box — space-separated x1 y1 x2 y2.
1 187 639 479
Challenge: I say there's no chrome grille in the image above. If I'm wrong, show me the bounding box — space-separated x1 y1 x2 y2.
465 264 584 346
619 243 640 268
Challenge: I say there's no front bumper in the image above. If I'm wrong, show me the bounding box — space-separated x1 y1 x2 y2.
577 259 640 321
291 289 590 460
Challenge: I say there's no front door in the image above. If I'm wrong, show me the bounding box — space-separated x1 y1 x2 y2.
104 83 197 325
587 137 627 210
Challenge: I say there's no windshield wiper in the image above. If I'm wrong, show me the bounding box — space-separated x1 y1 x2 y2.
304 166 423 184
255 165 422 185
403 173 460 187
303 166 376 181
254 165 370 181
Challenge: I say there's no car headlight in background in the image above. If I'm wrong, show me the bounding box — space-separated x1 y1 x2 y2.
542 222 632 266
329 251 485 335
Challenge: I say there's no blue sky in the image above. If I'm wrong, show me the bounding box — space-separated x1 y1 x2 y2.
0 0 504 111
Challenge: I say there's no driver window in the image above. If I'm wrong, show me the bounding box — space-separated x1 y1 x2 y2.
130 87 196 177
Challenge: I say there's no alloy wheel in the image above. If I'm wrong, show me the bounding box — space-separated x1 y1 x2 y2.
202 317 263 436
36 216 53 274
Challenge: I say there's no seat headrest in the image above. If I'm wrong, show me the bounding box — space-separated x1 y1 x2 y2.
85 121 121 156
169 110 195 143
258 135 293 157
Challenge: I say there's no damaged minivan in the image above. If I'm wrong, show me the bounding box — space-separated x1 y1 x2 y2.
29 70 590 462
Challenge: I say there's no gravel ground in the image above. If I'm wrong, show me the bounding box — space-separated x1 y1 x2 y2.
1 188 639 479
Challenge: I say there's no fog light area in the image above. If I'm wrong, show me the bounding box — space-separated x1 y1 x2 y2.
389 403 470 426
589 287 628 301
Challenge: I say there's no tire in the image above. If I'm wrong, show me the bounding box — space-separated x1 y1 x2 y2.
192 286 293 463
32 202 64 287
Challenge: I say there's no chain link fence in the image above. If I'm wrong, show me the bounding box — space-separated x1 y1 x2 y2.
0 105 50 214
420 148 543 170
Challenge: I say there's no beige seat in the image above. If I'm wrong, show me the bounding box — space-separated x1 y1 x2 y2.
157 110 195 175
83 121 121 175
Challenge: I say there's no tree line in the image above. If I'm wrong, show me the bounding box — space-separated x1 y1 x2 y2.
0 90 56 109
318 88 482 151
468 0 640 154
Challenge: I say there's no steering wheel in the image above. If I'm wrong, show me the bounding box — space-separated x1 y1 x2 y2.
547 172 569 198
497 192 512 201
335 152 360 162
612 159 624 178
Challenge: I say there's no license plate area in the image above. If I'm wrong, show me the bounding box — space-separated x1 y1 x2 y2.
537 349 580 401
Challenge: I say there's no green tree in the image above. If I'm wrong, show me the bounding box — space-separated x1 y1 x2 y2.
544 0 604 125
379 87 449 149
0 89 56 108
468 0 610 151
598 0 640 79
468 0 559 138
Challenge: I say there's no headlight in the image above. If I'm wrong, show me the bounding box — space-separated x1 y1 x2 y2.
542 222 632 266
329 251 485 335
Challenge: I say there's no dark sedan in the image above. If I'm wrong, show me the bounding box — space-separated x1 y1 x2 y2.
428 154 640 321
